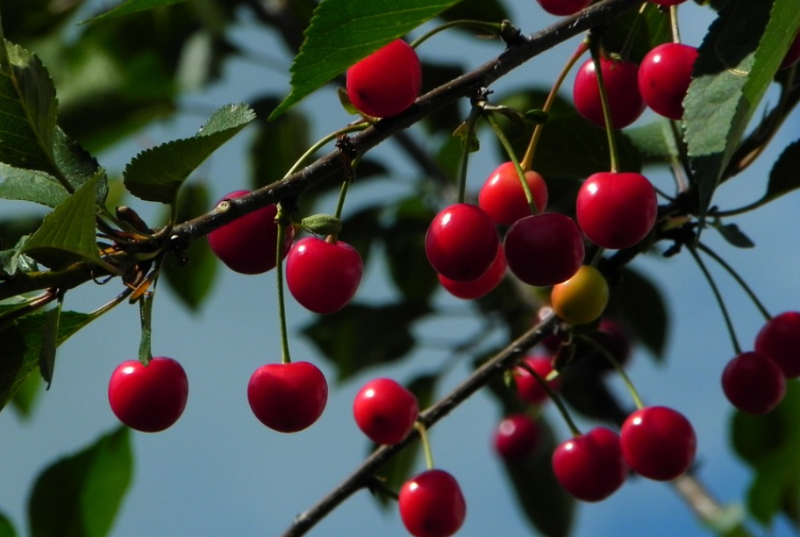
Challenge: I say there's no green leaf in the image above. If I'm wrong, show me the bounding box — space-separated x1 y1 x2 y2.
762 139 800 205
601 3 670 64
249 97 311 190
28 426 133 537
9 372 42 419
88 0 191 22
269 0 464 120
38 301 61 389
53 128 107 203
684 0 800 227
0 164 69 207
0 510 17 537
0 310 92 413
626 120 680 163
123 103 255 204
712 221 755 248
301 302 430 382
607 267 668 360
438 0 508 26
21 174 108 271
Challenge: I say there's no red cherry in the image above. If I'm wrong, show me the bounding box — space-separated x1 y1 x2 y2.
247 362 328 433
438 245 507 300
573 57 645 129
552 427 627 502
108 357 189 433
576 172 658 250
425 203 499 282
780 32 800 70
722 351 786 415
493 414 540 461
207 190 292 275
346 40 422 118
638 43 698 120
285 236 363 314
478 162 548 226
353 378 418 445
399 469 466 537
536 0 592 16
620 406 696 481
504 213 585 287
513 356 561 405
755 311 800 378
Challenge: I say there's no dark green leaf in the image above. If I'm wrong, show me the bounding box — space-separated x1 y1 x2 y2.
249 97 311 190
419 61 466 134
712 221 755 248
0 165 68 207
301 302 430 381
337 206 383 267
28 426 133 537
606 267 668 359
438 0 508 26
763 139 800 204
88 0 191 22
270 0 464 119
0 0 83 43
685 0 800 227
601 3 671 64
38 301 60 389
0 509 17 537
9 372 41 419
53 128 107 203
0 235 38 277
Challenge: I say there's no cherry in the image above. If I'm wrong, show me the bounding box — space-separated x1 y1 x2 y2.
207 190 292 275
353 378 418 445
754 311 800 378
493 414 540 461
438 245 507 300
576 171 658 250
780 32 800 70
286 236 363 314
620 406 696 481
346 40 422 118
108 357 189 433
573 57 645 129
638 43 698 120
478 162 548 226
247 361 328 433
550 265 609 325
513 356 561 405
721 351 786 415
504 213 585 287
399 469 466 537
552 427 627 502
536 0 592 16
425 203 499 282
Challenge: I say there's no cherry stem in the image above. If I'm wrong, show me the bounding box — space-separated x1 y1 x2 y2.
588 32 621 173
414 422 435 470
516 360 581 437
457 104 483 204
409 20 503 49
521 40 589 172
670 5 681 44
619 2 648 60
577 334 644 410
275 204 293 365
484 111 538 215
697 241 772 322
285 124 366 178
687 245 742 355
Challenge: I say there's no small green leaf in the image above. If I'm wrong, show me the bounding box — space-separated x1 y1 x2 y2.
87 0 191 22
28 426 133 537
123 103 255 204
270 0 464 120
0 510 17 537
763 139 800 204
712 221 755 248
300 214 343 237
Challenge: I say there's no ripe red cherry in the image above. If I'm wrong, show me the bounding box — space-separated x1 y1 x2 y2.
286 236 363 314
247 361 328 433
207 190 292 275
552 427 627 502
504 213 585 287
399 469 466 537
353 378 418 445
346 40 422 118
576 172 658 250
780 32 800 70
573 57 645 129
425 203 499 282
536 0 592 16
438 245 507 300
755 311 800 378
493 414 540 461
108 357 189 433
638 43 698 120
722 351 786 415
479 162 548 226
513 356 561 405
620 406 696 481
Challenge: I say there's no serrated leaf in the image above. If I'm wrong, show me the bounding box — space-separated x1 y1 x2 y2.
762 139 800 204
713 221 755 248
0 310 92 413
301 302 430 382
21 174 108 270
28 426 133 537
685 0 800 228
269 0 464 120
53 128 107 202
87 0 191 22
123 103 255 204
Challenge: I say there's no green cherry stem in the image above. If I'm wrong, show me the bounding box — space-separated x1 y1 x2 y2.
577 334 644 410
275 204 293 365
588 32 621 173
457 104 483 204
697 241 772 322
484 111 539 215
670 5 681 44
414 422 435 470
285 124 366 178
687 245 742 355
409 20 503 49
516 360 581 437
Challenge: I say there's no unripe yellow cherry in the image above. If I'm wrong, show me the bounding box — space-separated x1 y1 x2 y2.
550 265 609 325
